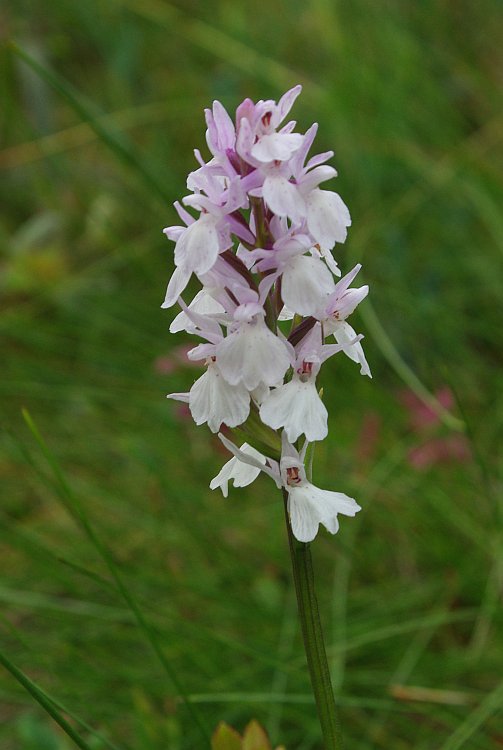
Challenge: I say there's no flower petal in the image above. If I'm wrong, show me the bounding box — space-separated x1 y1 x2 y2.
166 391 190 403
189 365 250 432
263 175 306 222
306 189 351 250
277 85 302 122
251 132 303 162
217 320 291 390
282 255 335 317
170 290 225 333
209 443 265 497
287 481 361 542
161 265 192 309
211 100 236 150
302 484 361 520
332 322 372 377
287 489 320 542
174 214 220 275
260 379 328 442
217 433 281 487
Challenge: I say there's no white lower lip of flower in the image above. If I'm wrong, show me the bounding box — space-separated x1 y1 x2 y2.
263 174 306 223
216 317 291 390
306 189 351 251
174 214 220 275
259 377 328 443
287 482 361 543
189 361 250 432
282 254 336 317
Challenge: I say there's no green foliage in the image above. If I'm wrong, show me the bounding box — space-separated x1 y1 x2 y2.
1 0 502 749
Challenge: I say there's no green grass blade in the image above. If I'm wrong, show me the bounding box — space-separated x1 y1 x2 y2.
21 409 211 744
324 608 477 660
0 99 181 171
0 585 131 622
120 0 320 98
10 43 170 205
439 680 503 750
0 650 94 750
185 691 434 714
360 299 464 431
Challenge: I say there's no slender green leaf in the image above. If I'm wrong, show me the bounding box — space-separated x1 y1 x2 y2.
21 409 210 744
0 650 94 750
439 681 503 750
10 43 170 205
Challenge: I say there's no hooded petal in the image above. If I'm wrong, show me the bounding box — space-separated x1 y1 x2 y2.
332 285 369 320
323 265 368 321
251 132 304 162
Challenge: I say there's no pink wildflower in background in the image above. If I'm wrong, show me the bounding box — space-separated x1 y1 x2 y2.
398 387 470 470
399 386 454 431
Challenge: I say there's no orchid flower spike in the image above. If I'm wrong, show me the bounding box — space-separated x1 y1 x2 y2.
162 85 371 543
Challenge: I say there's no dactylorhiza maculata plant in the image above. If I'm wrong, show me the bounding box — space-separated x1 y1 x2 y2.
162 85 371 748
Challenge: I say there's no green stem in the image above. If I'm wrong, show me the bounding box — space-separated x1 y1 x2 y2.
283 491 343 749
250 196 268 247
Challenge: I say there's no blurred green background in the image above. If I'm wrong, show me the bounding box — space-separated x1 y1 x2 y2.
1 0 502 748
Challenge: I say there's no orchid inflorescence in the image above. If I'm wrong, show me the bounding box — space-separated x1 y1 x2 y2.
162 85 371 543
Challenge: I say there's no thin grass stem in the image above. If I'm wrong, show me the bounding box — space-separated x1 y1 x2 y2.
0 650 94 750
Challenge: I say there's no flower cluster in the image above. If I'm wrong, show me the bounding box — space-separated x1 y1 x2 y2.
162 85 370 542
